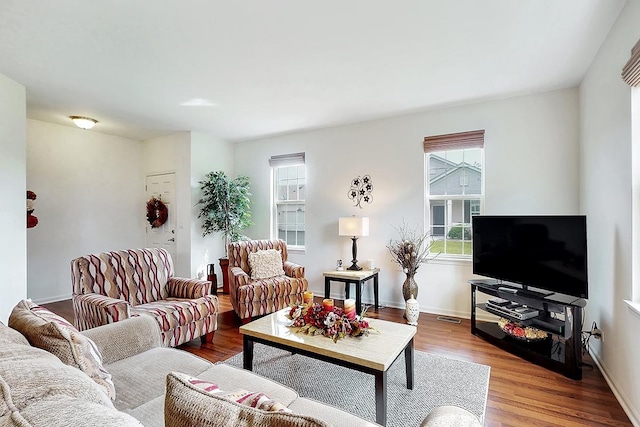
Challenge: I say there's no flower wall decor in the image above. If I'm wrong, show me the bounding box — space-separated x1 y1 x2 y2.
348 175 373 208
286 303 375 343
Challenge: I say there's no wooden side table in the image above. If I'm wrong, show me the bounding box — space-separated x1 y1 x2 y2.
323 268 380 313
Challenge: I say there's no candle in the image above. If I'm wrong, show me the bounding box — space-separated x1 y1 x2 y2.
322 298 334 312
344 298 356 320
303 291 314 305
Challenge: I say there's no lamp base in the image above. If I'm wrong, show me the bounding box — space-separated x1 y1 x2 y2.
347 262 363 271
347 236 362 271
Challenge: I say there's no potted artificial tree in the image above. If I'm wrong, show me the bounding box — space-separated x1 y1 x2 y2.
197 171 253 293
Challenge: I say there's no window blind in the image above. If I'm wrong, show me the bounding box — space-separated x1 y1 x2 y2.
268 152 305 167
622 39 640 87
423 130 485 153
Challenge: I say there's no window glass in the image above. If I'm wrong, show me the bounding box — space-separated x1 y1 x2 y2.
274 165 305 248
426 148 483 257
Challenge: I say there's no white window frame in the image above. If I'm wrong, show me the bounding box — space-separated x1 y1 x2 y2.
270 153 306 250
424 130 485 260
623 39 640 313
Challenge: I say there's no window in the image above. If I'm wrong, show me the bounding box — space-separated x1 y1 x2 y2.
624 39 640 305
424 130 484 257
270 153 306 249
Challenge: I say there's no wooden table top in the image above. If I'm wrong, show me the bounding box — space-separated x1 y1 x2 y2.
239 308 415 372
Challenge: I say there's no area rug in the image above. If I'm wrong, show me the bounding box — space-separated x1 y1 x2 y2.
223 344 490 426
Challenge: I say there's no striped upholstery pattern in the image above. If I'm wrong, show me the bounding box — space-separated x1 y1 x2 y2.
228 240 308 320
71 248 218 347
72 293 131 331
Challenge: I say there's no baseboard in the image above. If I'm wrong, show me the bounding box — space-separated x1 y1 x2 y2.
31 293 72 305
589 349 640 427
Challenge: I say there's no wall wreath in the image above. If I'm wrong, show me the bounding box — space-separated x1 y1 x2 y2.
146 197 168 228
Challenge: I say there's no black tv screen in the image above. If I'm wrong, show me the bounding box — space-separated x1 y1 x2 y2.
472 215 588 299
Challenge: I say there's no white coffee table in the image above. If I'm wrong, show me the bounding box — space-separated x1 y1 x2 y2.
239 308 416 426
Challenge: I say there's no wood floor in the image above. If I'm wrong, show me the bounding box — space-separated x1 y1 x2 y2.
44 296 632 427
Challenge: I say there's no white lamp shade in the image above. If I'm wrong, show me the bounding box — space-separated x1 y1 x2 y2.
339 217 369 237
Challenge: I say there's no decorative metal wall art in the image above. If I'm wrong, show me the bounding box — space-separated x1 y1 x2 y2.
348 175 373 208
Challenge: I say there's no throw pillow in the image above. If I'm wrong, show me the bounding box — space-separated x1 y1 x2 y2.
8 300 116 401
171 372 291 412
248 249 285 280
165 372 330 427
0 321 30 346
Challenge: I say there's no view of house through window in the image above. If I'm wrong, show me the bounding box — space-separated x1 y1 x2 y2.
271 155 306 248
424 131 484 257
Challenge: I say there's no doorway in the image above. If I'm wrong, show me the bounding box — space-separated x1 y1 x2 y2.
145 173 177 262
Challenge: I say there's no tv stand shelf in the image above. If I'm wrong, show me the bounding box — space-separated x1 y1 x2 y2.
469 280 585 380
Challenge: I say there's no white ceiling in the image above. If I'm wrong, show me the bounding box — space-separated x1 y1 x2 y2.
0 0 627 142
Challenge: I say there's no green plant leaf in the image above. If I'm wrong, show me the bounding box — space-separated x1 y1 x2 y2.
197 171 253 243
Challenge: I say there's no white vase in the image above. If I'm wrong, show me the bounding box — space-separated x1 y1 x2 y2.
405 294 419 326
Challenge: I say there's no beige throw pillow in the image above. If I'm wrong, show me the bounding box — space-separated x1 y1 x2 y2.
165 372 330 427
8 300 116 400
248 249 285 279
170 372 291 412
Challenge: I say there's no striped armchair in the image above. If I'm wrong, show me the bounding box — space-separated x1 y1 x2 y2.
71 248 219 347
228 239 308 320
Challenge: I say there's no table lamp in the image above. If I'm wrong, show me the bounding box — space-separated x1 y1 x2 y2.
339 216 369 271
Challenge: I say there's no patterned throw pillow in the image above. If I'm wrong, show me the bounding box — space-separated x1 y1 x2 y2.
165 373 330 427
8 300 116 400
172 372 291 412
248 249 285 280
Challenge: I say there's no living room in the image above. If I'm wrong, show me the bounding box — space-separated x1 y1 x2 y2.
2 1 640 426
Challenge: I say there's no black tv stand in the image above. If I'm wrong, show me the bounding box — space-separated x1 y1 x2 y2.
469 279 586 380
475 279 555 299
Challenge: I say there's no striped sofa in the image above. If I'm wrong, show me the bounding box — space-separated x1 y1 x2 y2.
71 248 218 347
228 239 308 320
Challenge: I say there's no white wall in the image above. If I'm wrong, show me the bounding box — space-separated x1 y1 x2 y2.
0 73 26 322
579 0 640 423
142 132 192 277
190 132 235 282
235 87 580 316
26 120 145 303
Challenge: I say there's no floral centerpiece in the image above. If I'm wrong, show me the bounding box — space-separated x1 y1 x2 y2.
387 221 438 300
286 303 374 343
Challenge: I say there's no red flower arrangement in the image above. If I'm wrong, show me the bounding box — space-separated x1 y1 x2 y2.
286 303 375 343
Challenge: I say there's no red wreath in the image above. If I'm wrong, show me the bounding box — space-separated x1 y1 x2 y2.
146 197 168 228
27 190 38 228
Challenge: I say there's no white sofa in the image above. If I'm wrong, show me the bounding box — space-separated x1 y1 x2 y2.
1 311 379 427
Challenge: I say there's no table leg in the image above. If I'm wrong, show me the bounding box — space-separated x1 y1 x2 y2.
405 338 414 389
243 335 254 371
345 282 350 299
355 280 362 314
374 273 379 309
324 277 330 300
375 371 388 426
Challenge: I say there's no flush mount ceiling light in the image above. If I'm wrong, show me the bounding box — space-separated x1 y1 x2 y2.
69 116 98 130
179 98 217 107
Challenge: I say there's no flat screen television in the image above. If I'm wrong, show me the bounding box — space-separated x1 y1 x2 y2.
472 215 588 299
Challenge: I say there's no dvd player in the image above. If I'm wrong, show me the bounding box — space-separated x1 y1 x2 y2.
486 298 539 320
